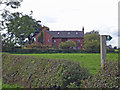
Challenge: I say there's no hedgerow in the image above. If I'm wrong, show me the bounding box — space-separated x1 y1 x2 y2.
2 53 90 88
80 61 120 88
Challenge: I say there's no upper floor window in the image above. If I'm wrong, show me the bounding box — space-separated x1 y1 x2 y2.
68 32 70 34
48 39 50 42
78 40 80 43
76 32 78 34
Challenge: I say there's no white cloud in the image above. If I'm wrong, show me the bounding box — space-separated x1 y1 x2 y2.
8 0 119 47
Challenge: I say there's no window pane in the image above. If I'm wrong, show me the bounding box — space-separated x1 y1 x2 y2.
78 47 80 50
78 40 80 43
48 39 49 42
54 40 56 42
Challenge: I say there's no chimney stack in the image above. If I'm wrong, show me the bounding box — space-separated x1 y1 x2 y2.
82 26 84 32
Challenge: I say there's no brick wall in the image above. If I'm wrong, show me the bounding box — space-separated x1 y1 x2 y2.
52 38 62 48
52 38 84 50
44 30 53 47
35 27 84 50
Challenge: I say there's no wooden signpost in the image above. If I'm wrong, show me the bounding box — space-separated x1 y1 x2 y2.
100 35 112 68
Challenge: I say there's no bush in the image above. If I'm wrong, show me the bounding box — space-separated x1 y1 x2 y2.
106 46 115 53
59 40 76 50
4 47 86 54
83 33 100 53
80 61 120 88
2 53 91 88
24 43 49 49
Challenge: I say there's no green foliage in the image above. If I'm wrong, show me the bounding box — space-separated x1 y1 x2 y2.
38 31 44 44
106 46 115 53
2 53 90 88
59 40 76 50
52 43 57 49
80 61 120 88
2 35 16 52
2 83 23 88
67 82 78 88
83 31 100 53
5 12 42 45
24 43 49 49
0 0 23 31
0 1 24 51
0 0 23 9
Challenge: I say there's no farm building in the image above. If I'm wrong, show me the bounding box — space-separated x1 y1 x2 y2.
34 27 84 50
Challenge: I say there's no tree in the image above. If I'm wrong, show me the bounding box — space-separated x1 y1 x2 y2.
59 40 76 50
83 30 100 53
114 46 117 49
0 0 23 30
38 31 44 44
5 12 42 45
106 45 114 53
0 0 23 51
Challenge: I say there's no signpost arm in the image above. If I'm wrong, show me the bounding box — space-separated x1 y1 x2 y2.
100 35 107 69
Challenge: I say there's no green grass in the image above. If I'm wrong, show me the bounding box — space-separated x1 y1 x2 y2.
0 81 23 88
13 53 118 75
2 84 23 88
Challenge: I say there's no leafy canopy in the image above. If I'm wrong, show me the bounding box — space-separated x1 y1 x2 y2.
83 30 100 53
59 40 76 50
5 12 42 45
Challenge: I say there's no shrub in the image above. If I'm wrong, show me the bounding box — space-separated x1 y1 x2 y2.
80 61 120 88
24 43 38 48
59 40 76 50
106 46 115 53
2 53 91 88
24 43 49 49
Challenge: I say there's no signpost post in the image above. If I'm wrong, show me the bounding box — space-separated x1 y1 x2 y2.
100 35 112 69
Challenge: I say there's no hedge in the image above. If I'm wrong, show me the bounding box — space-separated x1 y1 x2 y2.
2 53 91 88
3 48 87 54
80 61 120 88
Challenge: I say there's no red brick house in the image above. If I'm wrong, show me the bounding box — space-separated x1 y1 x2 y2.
34 27 84 50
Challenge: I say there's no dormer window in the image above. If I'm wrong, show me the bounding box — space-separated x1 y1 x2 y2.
76 32 78 34
68 32 70 34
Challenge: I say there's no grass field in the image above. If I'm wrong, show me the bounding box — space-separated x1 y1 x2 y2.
13 53 118 74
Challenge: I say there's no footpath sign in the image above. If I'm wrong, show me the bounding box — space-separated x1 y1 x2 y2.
106 35 112 41
100 35 112 69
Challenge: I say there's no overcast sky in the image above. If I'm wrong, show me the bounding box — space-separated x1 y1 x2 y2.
6 0 120 47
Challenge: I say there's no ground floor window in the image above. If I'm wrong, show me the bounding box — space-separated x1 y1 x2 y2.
78 47 80 50
73 47 76 50
78 40 80 43
54 40 56 43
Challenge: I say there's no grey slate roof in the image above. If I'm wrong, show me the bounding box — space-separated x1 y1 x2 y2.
46 30 83 38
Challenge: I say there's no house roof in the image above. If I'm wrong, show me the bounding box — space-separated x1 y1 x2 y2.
46 30 83 38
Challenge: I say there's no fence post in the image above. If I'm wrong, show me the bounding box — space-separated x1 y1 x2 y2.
100 35 107 68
